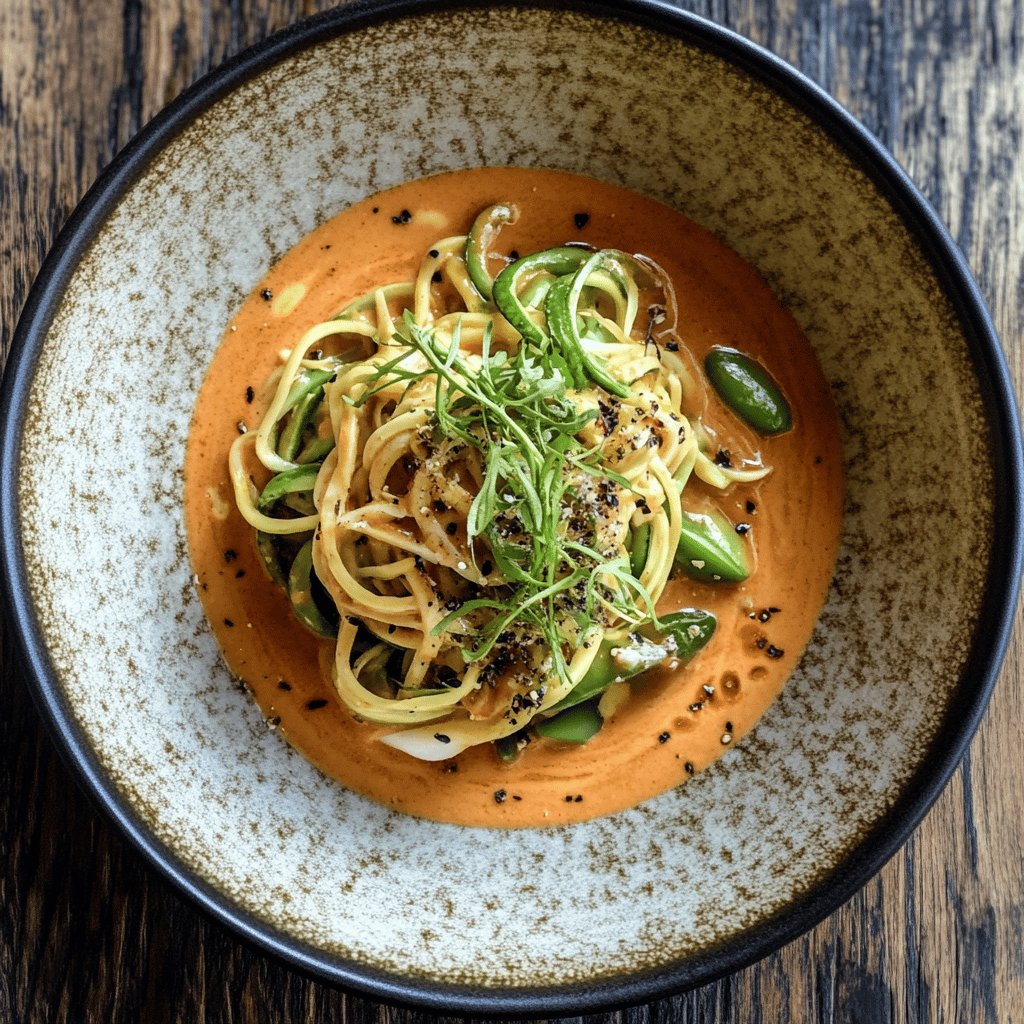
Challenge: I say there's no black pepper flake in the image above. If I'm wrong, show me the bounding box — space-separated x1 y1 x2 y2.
431 271 443 283
442 763 458 774
436 666 458 687
564 795 574 803
445 522 458 535
746 499 757 513
234 569 246 579
260 288 273 301
814 455 823 465
392 208 412 224
245 386 255 404
735 523 751 535
306 698 328 711
387 624 397 634
684 761 695 775
432 500 447 512
481 560 493 575
433 733 451 744
512 794 522 801
665 340 679 352
508 249 520 260
714 449 732 468
689 701 704 712
494 789 507 804
277 680 292 691
574 795 583 803
725 721 733 732
428 248 439 258
766 645 785 659
224 549 238 563
223 618 234 628
658 731 671 744
755 638 767 650
573 212 590 229
372 206 379 213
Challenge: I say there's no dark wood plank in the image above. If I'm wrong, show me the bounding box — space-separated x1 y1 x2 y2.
2 1 1021 1021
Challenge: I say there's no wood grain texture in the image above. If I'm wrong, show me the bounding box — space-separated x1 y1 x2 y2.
1 1 1021 1021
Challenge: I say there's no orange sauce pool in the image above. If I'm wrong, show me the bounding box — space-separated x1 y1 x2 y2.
185 167 843 828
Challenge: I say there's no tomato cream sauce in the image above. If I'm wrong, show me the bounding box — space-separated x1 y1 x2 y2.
185 167 843 828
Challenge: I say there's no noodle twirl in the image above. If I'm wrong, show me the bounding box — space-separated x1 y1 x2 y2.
228 203 777 761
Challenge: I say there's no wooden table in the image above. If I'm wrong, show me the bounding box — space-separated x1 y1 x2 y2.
2 1 1021 1020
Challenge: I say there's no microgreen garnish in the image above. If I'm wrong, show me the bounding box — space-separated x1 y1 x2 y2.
355 311 648 686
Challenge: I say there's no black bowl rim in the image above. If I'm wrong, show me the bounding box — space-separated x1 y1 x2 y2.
2 0 1022 1015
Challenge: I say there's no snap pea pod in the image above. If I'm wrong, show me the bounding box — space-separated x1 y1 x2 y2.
545 272 629 397
465 203 518 301
255 465 321 586
282 367 334 415
296 435 336 464
518 274 553 310
256 532 288 587
542 276 586 386
534 700 603 744
281 492 317 516
277 388 323 462
287 539 337 638
549 635 668 714
580 316 621 346
257 464 321 510
675 504 750 583
704 346 792 436
491 246 592 346
495 731 528 764
549 608 716 713
657 607 718 657
628 522 651 578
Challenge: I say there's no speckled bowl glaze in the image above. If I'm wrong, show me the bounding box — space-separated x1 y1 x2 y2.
2 0 1022 1014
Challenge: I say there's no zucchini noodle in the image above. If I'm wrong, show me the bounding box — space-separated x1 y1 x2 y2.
229 203 773 760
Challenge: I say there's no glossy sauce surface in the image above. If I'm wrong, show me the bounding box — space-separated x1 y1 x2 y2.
185 167 843 827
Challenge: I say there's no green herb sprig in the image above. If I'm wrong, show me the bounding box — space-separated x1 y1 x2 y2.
354 309 647 687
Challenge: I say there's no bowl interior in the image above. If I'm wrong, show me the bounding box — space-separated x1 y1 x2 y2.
11 3 997 1006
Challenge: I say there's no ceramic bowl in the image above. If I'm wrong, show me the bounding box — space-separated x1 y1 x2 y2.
2 0 1021 1014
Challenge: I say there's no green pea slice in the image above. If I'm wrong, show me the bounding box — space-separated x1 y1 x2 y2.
657 608 717 659
277 389 323 462
255 531 288 586
495 732 528 763
628 522 651 578
492 246 592 346
550 607 717 714
465 203 518 301
257 464 320 511
675 504 751 583
287 539 338 638
534 701 603 744
705 346 792 436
